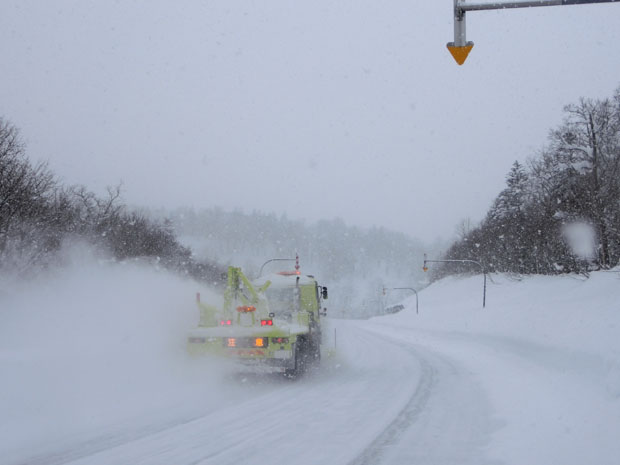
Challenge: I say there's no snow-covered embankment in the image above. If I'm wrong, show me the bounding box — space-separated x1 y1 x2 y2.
364 272 620 464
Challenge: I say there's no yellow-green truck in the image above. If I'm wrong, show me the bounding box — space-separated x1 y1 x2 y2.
187 265 328 376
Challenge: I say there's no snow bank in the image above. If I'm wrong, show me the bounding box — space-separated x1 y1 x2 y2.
369 271 620 465
377 272 620 402
383 272 620 364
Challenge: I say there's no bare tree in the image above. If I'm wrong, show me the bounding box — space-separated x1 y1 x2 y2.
455 217 473 241
0 118 56 248
548 95 620 267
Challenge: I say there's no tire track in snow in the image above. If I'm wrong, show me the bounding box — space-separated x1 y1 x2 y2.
12 377 297 465
347 333 437 465
12 413 208 465
347 325 499 465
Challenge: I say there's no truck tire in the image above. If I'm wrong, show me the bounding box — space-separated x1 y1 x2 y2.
306 338 320 368
285 338 307 378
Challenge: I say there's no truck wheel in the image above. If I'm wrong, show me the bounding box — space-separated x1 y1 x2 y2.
285 338 307 378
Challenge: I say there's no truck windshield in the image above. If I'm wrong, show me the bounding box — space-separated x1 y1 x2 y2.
264 287 299 319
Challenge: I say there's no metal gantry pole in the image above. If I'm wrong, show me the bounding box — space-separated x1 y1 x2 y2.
454 0 467 46
461 0 617 12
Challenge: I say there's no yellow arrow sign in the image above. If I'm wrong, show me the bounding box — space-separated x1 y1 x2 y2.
447 42 474 65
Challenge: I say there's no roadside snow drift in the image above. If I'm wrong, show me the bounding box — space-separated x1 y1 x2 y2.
367 272 620 464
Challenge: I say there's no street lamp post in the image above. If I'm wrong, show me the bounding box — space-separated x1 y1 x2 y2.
383 287 419 314
423 255 487 308
258 256 297 277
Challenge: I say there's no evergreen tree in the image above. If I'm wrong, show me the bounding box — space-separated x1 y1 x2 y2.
443 85 620 276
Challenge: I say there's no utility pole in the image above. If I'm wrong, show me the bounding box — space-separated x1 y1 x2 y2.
448 0 619 65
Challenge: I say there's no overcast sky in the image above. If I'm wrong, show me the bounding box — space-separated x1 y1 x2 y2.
1 1 619 243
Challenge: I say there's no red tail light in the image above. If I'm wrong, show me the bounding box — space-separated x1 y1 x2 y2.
271 337 289 344
219 320 232 326
260 319 273 326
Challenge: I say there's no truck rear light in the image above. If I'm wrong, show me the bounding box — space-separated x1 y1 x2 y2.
271 337 289 344
237 306 256 313
260 319 273 326
219 320 232 326
224 337 269 348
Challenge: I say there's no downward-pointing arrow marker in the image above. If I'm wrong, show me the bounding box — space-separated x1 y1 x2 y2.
447 42 474 65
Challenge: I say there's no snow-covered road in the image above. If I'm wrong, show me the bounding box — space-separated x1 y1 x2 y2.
3 263 620 465
12 320 500 465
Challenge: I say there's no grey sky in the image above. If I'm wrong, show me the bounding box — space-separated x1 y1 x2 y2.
1 1 619 243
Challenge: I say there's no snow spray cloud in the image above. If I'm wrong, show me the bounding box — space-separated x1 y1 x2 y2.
0 243 241 462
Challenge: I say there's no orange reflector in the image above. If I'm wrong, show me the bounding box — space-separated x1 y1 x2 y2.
227 338 236 347
255 338 264 347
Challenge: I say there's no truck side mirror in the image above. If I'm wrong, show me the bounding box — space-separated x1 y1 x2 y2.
322 287 328 299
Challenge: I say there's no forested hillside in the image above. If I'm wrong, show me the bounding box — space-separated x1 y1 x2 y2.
152 208 436 318
0 118 221 283
439 87 620 277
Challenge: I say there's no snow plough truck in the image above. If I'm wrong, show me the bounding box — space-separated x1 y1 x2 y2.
187 259 328 376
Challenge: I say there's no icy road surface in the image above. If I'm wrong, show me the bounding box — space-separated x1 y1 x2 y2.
2 260 620 465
